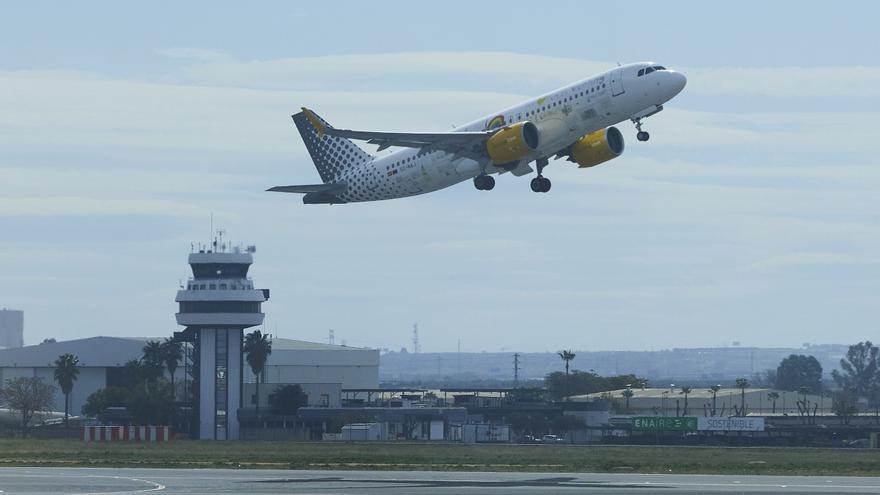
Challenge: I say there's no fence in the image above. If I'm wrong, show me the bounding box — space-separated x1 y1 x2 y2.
80 426 170 442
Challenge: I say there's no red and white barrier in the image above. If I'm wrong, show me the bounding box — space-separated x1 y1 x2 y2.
81 425 170 442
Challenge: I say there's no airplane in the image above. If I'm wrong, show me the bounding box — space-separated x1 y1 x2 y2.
269 62 686 204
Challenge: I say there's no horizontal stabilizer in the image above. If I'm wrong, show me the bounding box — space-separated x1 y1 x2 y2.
267 183 347 194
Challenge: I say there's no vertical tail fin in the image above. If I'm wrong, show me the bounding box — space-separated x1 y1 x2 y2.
292 108 374 183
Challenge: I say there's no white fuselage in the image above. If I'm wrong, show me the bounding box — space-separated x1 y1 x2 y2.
334 62 686 203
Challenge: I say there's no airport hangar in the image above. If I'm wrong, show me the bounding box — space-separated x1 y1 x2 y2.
0 336 379 422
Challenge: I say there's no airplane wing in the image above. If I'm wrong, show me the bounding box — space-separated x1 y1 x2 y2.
266 183 347 194
303 108 490 157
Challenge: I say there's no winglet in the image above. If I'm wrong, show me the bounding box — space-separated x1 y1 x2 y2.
301 107 326 138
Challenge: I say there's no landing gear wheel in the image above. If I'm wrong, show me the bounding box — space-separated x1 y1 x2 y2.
530 177 543 193
482 175 495 190
474 175 495 191
530 177 551 193
633 118 650 142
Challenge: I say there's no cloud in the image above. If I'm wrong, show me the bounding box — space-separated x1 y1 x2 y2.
155 47 232 64
751 252 880 269
160 50 880 98
0 197 205 217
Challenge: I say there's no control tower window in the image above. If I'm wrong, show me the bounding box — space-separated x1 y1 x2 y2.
209 284 216 290
219 283 227 290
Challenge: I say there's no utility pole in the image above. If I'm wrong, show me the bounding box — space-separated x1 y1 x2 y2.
514 353 521 386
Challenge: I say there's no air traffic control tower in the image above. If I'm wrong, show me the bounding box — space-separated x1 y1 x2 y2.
174 233 269 440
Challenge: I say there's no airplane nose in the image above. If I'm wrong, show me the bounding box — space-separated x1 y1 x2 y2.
673 71 687 93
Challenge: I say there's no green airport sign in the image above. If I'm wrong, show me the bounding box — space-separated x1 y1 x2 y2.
632 416 698 431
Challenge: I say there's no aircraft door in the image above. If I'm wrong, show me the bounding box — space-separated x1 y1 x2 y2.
611 68 625 96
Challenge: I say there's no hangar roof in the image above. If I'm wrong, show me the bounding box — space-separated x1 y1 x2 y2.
0 336 155 368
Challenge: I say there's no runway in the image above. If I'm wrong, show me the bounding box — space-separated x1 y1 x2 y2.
1 467 880 494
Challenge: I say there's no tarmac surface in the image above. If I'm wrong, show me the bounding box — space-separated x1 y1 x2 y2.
2 467 880 494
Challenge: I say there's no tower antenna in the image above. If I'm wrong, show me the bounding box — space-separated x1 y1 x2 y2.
412 323 420 353
514 353 521 385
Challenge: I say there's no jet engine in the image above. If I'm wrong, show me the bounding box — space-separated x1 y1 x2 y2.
486 121 539 164
570 126 624 168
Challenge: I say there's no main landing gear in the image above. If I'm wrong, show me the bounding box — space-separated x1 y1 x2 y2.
473 174 495 191
530 157 551 193
633 118 650 142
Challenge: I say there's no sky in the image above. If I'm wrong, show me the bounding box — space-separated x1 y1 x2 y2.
1 1 878 352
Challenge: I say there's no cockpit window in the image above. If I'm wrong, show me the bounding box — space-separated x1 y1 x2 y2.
653 65 666 71
637 68 645 76
644 67 655 75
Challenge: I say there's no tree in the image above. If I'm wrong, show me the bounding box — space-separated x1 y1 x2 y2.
707 385 722 416
142 340 165 382
557 350 576 400
832 341 879 398
1 377 55 436
82 386 131 418
121 359 146 389
126 380 174 425
544 371 647 401
776 354 822 393
270 384 309 415
679 386 692 416
53 353 80 426
244 329 272 416
622 388 634 413
767 391 780 414
832 390 858 425
750 369 777 388
161 338 183 400
557 350 576 375
735 378 750 416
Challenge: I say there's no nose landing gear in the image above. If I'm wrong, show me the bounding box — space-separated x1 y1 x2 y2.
633 118 650 142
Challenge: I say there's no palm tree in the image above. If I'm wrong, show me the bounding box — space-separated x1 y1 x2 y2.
735 377 750 415
557 350 576 400
161 337 183 400
244 330 273 416
679 386 692 416
622 388 634 413
768 391 780 414
142 340 165 382
557 350 575 375
708 384 722 416
53 353 80 426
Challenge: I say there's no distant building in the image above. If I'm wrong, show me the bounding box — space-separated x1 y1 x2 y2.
244 338 379 389
0 336 152 416
0 335 380 421
0 309 24 349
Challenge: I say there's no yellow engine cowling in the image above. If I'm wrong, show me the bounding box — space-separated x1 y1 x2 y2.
571 126 625 168
486 121 539 164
